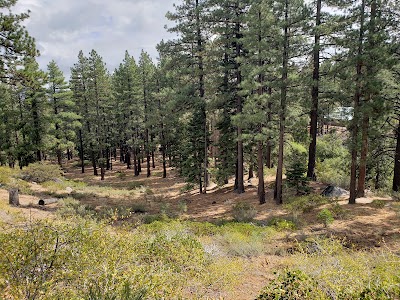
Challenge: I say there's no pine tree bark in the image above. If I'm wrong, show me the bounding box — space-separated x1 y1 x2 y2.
349 0 366 204
307 0 321 181
257 140 266 204
79 130 85 173
275 0 289 205
357 115 369 197
235 14 244 194
91 150 98 176
393 120 400 192
133 149 138 176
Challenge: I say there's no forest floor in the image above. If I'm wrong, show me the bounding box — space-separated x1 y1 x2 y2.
1 157 400 299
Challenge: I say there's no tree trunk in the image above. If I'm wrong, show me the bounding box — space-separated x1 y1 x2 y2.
138 154 142 173
56 150 62 167
349 0 366 204
162 145 167 178
357 116 369 197
146 148 151 177
100 166 105 180
126 151 131 169
393 120 400 192
79 130 84 174
106 148 111 170
91 150 98 176
275 0 289 205
248 164 254 180
307 0 321 181
257 141 265 204
9 189 19 206
67 149 72 160
133 149 138 176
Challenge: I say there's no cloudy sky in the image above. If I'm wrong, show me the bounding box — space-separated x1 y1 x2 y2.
15 0 178 78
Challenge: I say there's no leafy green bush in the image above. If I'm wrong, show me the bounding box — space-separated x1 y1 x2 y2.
0 218 246 299
317 209 334 227
21 162 63 183
287 239 400 299
257 270 322 299
0 166 32 194
267 218 297 231
329 202 347 219
232 202 257 222
57 197 95 218
370 199 386 209
285 194 328 214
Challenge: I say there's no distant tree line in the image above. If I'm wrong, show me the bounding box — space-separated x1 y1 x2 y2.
0 0 399 203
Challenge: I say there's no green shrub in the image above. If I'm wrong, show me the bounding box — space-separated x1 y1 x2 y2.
329 202 347 219
285 194 328 214
116 170 127 179
21 162 63 183
232 202 257 222
370 199 386 209
257 270 322 300
268 218 297 231
57 197 95 218
288 240 400 299
126 181 144 190
317 209 334 227
0 166 32 194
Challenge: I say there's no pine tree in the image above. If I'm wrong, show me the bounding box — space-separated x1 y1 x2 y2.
138 51 156 178
165 0 210 193
47 60 80 166
238 0 279 204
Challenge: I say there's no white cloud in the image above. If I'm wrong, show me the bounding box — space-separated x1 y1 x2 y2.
14 0 177 78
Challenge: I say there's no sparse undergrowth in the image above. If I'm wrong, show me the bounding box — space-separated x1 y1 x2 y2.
257 237 400 299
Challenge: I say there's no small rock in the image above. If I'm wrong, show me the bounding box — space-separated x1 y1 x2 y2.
53 178 63 183
65 187 73 193
212 201 217 205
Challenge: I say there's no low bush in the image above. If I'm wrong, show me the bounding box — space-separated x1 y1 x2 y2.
0 218 246 299
257 270 322 299
279 238 400 299
370 199 386 209
0 166 32 194
57 197 95 218
285 194 328 214
267 217 297 231
317 208 334 228
232 202 257 222
21 162 63 183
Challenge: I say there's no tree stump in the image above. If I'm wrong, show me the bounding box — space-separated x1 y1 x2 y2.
9 189 20 206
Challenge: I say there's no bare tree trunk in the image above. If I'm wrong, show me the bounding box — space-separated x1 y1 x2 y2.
275 0 289 205
357 116 369 197
248 164 254 180
126 151 131 169
91 150 98 176
393 120 400 192
9 189 19 206
349 0 366 204
307 0 321 181
258 141 265 204
79 130 84 174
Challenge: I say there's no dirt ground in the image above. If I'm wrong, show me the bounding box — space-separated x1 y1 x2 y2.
1 157 399 299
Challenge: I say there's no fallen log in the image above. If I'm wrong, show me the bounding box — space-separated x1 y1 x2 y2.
38 198 60 206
